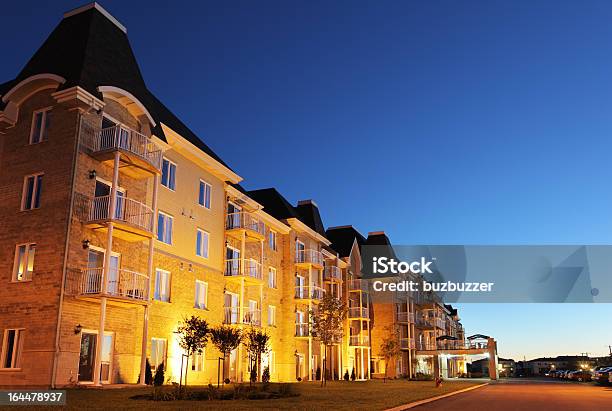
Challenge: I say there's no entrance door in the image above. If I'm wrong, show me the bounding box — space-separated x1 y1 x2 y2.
295 353 304 380
107 255 120 295
295 275 305 298
95 179 125 220
224 292 239 324
78 333 97 381
78 332 113 383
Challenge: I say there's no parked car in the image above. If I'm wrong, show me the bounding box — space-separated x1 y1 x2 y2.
568 370 592 382
593 367 612 384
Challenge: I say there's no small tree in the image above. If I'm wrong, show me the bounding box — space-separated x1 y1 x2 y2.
380 325 401 382
210 325 242 387
176 315 209 389
309 293 347 387
244 328 270 385
343 370 349 381
351 367 356 381
262 366 270 383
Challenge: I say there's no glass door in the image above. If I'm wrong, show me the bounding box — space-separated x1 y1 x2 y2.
225 246 240 276
78 332 96 381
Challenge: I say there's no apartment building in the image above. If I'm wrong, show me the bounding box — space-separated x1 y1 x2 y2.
0 3 494 387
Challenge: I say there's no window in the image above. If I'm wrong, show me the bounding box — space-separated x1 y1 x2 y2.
13 243 36 282
161 158 176 190
1 329 24 369
198 180 211 209
154 269 170 302
268 267 277 289
29 108 52 144
268 230 277 251
191 349 205 372
268 305 276 326
157 212 173 244
21 173 43 210
195 280 208 309
150 338 166 371
196 229 209 258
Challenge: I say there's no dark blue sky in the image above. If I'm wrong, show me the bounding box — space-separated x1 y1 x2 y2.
3 1 612 359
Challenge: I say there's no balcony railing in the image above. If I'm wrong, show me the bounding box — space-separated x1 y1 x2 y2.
78 194 154 234
400 338 416 349
80 121 162 171
324 265 342 282
225 212 265 236
415 317 434 327
295 249 323 266
224 259 263 281
349 335 370 346
416 340 486 351
295 323 310 337
348 279 369 292
294 285 325 300
436 318 446 329
348 307 369 319
223 307 261 326
72 267 149 302
396 311 415 323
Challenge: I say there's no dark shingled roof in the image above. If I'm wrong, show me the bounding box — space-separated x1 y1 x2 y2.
1 4 232 170
325 226 366 258
247 188 298 221
295 201 326 238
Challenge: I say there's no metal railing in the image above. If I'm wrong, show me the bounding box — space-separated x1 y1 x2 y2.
323 265 342 282
74 267 149 301
223 307 261 326
348 279 369 292
79 194 154 233
436 318 446 329
294 285 325 300
225 212 265 236
224 259 263 280
348 307 369 319
295 323 310 337
415 316 434 327
349 335 370 346
416 340 487 351
295 249 323 266
400 338 415 349
80 120 162 171
396 311 415 323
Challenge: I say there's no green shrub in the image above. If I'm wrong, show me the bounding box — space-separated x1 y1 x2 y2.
262 366 270 383
250 367 257 383
350 368 356 381
344 370 349 381
316 366 321 381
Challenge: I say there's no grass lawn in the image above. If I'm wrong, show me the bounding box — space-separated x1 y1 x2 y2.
45 379 483 410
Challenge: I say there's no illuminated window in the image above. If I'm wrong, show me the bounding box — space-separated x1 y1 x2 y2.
150 338 166 371
191 349 205 372
268 267 277 289
194 280 208 309
268 230 277 251
154 269 170 302
157 212 173 244
13 243 36 282
268 305 276 326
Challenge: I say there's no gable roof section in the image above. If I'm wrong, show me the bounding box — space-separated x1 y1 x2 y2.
326 225 366 258
1 3 232 170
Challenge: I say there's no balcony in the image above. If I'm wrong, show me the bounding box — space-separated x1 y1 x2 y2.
416 340 486 352
223 307 261 327
295 249 324 268
396 311 415 323
76 194 154 241
80 121 162 178
224 259 263 284
295 323 310 338
67 267 149 304
294 285 325 302
225 212 265 242
348 279 369 293
415 317 434 328
436 318 446 329
348 307 369 319
323 265 342 282
349 335 370 346
400 338 416 350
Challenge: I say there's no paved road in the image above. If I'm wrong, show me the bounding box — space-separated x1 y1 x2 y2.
416 379 611 410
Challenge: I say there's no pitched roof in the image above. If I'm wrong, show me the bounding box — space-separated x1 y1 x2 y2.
325 226 366 257
1 3 232 170
295 200 326 237
246 188 298 221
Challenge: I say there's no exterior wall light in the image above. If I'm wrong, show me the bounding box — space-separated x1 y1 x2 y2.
82 239 90 249
74 324 83 334
88 170 97 179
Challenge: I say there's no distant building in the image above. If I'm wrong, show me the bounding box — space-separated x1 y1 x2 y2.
517 356 594 376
